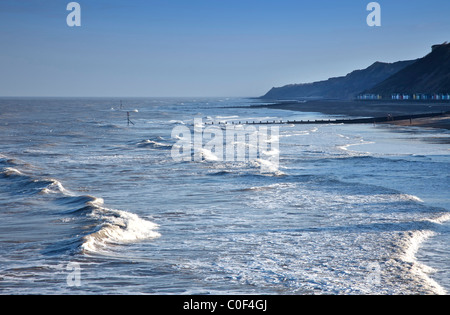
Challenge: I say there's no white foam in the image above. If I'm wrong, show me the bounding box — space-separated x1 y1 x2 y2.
87 197 105 207
82 208 160 253
139 139 172 148
194 121 205 128
261 148 280 157
398 194 424 203
40 179 73 196
169 120 186 125
279 131 310 138
338 140 375 152
1 167 25 177
397 230 447 295
318 193 426 208
245 183 295 192
198 148 220 162
251 159 284 176
424 213 450 225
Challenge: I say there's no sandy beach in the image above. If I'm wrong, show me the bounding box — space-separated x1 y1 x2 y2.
261 100 450 130
387 114 450 130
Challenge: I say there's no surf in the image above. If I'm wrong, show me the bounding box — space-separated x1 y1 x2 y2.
0 155 161 256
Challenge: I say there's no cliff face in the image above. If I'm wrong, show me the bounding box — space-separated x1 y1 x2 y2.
365 43 450 97
262 43 450 101
262 60 415 100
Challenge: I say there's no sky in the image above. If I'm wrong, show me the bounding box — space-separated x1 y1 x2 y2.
0 0 449 97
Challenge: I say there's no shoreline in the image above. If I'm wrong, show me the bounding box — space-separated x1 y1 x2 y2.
385 114 450 130
257 100 450 130
258 99 450 294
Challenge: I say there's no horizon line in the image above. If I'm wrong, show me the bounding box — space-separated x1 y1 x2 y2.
0 95 258 99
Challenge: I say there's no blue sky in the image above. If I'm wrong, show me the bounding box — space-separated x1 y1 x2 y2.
1 0 449 97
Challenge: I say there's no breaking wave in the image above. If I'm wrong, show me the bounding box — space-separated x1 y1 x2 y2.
0 155 160 255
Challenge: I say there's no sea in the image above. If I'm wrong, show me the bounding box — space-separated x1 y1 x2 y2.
0 97 449 295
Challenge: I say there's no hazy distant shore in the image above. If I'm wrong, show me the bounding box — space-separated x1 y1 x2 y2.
258 100 450 130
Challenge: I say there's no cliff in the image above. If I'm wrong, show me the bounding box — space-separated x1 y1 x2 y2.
364 43 450 97
262 60 415 100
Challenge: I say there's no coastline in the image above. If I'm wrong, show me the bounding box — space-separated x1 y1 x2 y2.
386 114 450 130
258 100 450 130
259 98 450 294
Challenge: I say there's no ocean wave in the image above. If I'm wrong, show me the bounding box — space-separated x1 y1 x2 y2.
398 194 424 203
0 167 24 177
208 170 233 176
137 139 172 150
57 191 161 254
197 148 220 162
338 141 375 153
52 186 160 254
0 165 72 196
1 159 160 255
57 195 102 206
279 131 311 138
345 193 426 204
250 159 285 176
40 179 72 195
169 120 186 125
424 213 450 225
394 230 447 295
96 122 124 129
237 183 294 192
81 207 161 253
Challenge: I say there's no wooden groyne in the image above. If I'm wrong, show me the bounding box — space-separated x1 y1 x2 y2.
206 111 450 126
